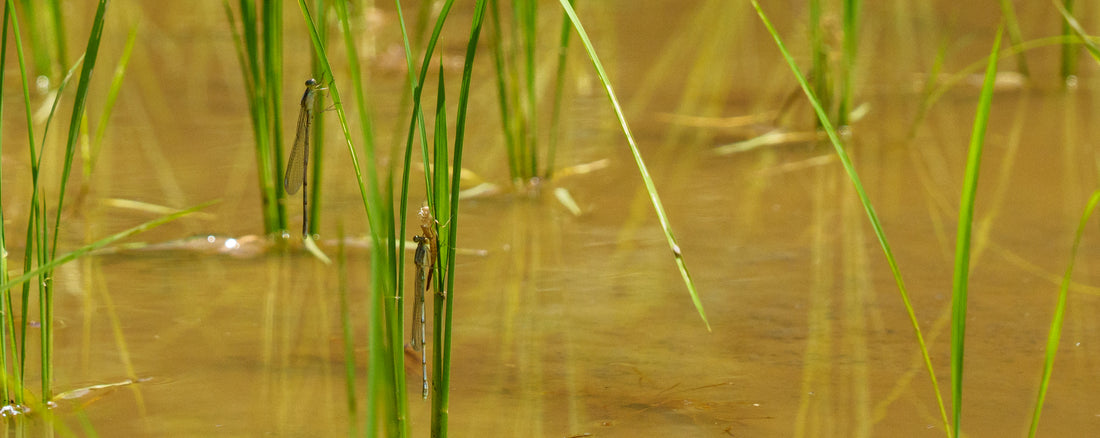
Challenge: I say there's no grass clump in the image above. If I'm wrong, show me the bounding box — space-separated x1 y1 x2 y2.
296 0 486 435
224 0 291 235
488 0 578 186
0 0 211 425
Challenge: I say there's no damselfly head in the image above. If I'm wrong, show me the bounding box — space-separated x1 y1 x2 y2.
305 78 318 86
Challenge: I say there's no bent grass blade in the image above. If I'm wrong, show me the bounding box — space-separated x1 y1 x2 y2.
1 202 217 293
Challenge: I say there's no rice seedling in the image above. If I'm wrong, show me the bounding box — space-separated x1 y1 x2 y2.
393 1 488 434
2 0 115 404
808 0 831 123
306 0 331 238
1027 190 1100 437
835 0 859 126
0 1 211 428
16 0 66 80
1054 0 1100 62
949 25 1002 437
488 0 577 186
997 0 1030 76
224 0 290 235
294 0 497 434
1059 0 1078 81
801 0 863 127
83 23 138 183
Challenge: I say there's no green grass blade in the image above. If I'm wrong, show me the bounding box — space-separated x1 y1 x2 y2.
300 1 405 434
42 12 102 258
837 0 859 125
0 202 216 294
1053 0 1100 63
518 0 537 177
391 6 463 429
45 0 65 68
43 0 110 398
1059 0 1077 80
435 5 487 437
86 23 138 179
262 0 286 232
912 35 1080 138
433 80 451 223
224 0 280 233
809 0 831 122
307 0 329 237
748 1 950 434
390 3 418 344
487 0 520 182
1027 190 1100 437
431 60 451 437
431 64 450 222
20 0 51 77
396 2 469 434
546 0 576 179
332 2 404 429
997 0 1029 76
7 0 38 401
0 2 10 403
950 25 1002 438
556 0 709 330
396 0 453 222
330 0 388 243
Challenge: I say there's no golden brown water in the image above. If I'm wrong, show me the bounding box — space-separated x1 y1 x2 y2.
5 1 1100 436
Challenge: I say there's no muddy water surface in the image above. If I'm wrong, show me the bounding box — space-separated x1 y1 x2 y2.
8 1 1100 437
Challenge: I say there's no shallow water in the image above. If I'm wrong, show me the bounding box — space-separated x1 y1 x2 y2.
4 1 1100 436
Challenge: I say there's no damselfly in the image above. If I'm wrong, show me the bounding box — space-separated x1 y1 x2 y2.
410 206 439 399
284 78 325 237
411 234 431 399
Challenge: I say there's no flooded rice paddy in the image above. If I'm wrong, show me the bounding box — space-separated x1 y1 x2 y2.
3 1 1100 436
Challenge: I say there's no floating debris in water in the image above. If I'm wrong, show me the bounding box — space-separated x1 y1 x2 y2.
0 403 30 417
